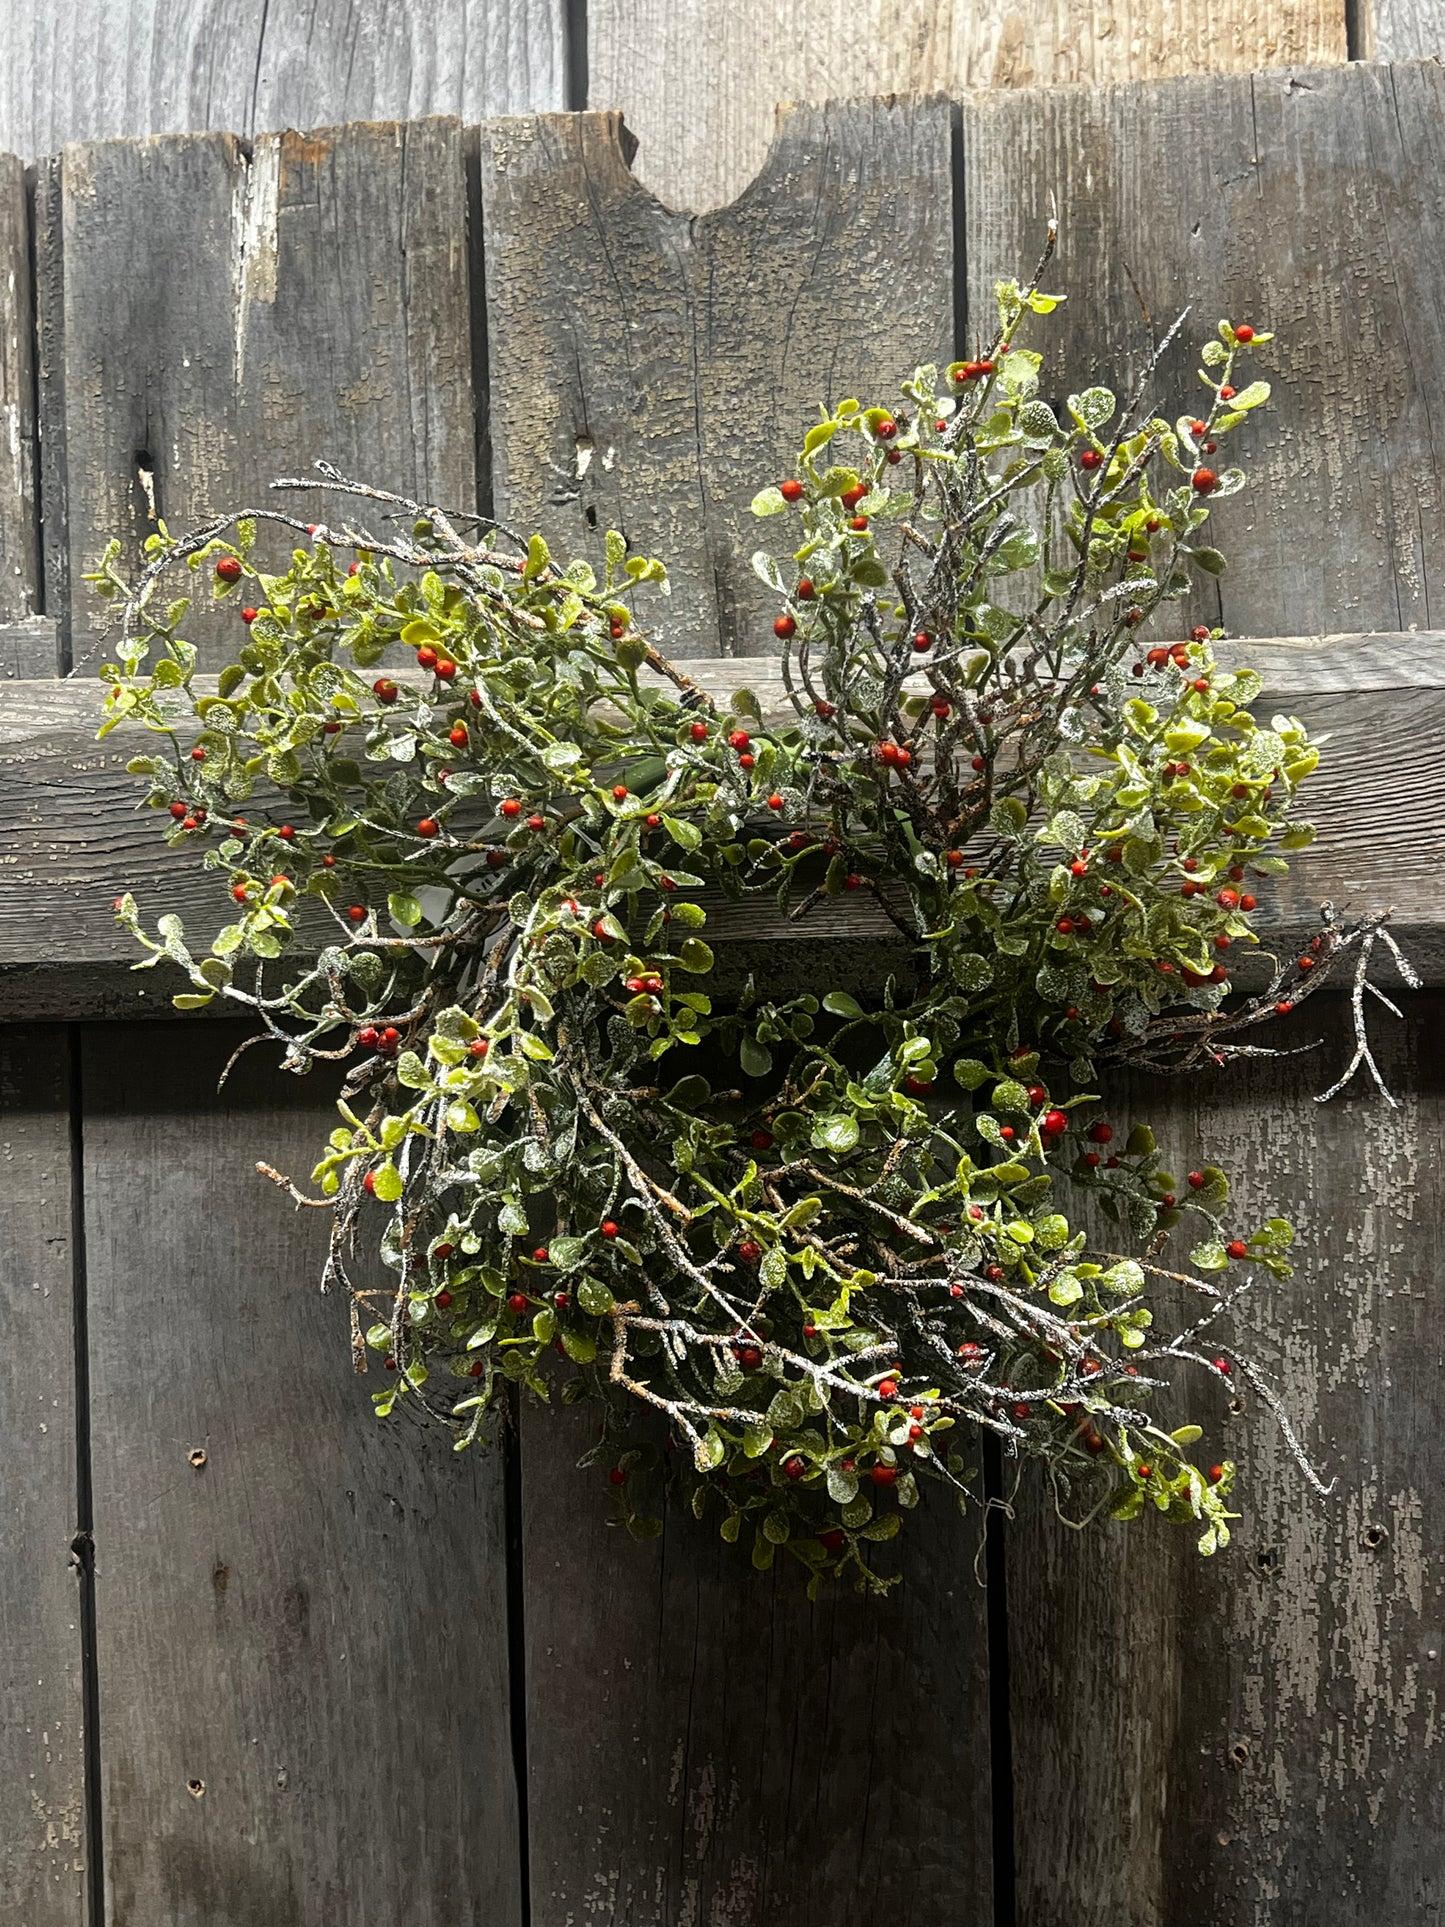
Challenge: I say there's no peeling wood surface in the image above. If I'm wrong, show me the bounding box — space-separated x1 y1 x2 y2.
588 0 1347 212
0 639 1440 1016
47 119 476 671
1009 997 1445 1925
963 60 1445 640
480 102 953 658
521 1401 992 1926
0 0 565 162
0 1029 86 1926
81 1025 521 1927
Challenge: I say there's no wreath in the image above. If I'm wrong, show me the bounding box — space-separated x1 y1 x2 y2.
95 255 1413 1592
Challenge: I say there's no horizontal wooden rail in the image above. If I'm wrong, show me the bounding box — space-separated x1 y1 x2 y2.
3 631 1441 1016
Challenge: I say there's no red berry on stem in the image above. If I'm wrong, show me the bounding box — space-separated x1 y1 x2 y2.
216 555 242 583
780 479 804 502
601 1219 620 1240
1192 468 1218 494
416 817 439 838
241 606 259 624
1233 324 1254 343
507 1292 529 1314
774 614 797 640
1226 1241 1248 1261
871 1464 898 1487
373 678 398 704
1079 448 1102 471
690 720 709 742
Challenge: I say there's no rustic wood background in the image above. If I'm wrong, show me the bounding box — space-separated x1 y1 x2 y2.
0 10 1442 1926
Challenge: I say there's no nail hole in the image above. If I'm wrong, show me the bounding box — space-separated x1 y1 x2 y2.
186 1777 205 1798
1229 1740 1250 1768
1362 1524 1388 1550
1254 1544 1279 1574
583 503 598 529
187 1447 208 1469
1227 1394 1247 1416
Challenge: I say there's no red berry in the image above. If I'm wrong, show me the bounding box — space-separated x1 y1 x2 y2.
844 874 861 891
738 1345 763 1371
797 578 816 600
436 1291 453 1308
1083 1151 1101 1169
347 904 366 922
750 1129 774 1150
1079 448 1102 471
737 1239 762 1263
766 793 784 812
878 1379 898 1400
690 721 709 742
774 614 797 640
1188 1171 1205 1189
1233 324 1254 344
608 1466 627 1486
449 724 468 748
1192 468 1218 494
912 632 931 652
601 1220 620 1239
216 555 242 583
904 1074 933 1096
1240 894 1256 912
819 1529 845 1552
1055 917 1075 935
871 1464 899 1487
1210 1464 1226 1482
500 798 521 818
1041 1109 1068 1136
840 483 867 510
469 1361 484 1377
738 753 755 770
507 1292 529 1314
231 883 249 902
876 418 897 439
1213 1356 1233 1375
780 479 804 502
1088 1122 1113 1144
417 817 439 838
435 659 457 681
849 515 869 532
1226 1242 1248 1261
728 730 751 751
1275 1000 1294 1017
783 1456 806 1480
416 646 438 670
468 1039 490 1058
362 1171 377 1195
373 678 398 703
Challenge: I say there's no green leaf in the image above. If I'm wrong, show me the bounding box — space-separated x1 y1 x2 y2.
388 892 424 928
823 990 865 1019
739 1036 773 1078
370 1160 404 1203
751 487 787 517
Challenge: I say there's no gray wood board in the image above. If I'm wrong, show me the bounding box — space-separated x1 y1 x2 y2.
0 1028 85 1925
520 1398 993 1925
480 100 954 658
46 118 476 670
0 152 39 622
0 1 565 161
962 60 1445 639
81 1022 521 1927
1370 0 1444 56
1 642 1441 1011
1008 994 1445 1925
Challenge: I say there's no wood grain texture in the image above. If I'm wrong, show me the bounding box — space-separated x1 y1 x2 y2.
1009 997 1445 1926
480 102 953 657
520 1399 993 1926
0 638 1440 1012
0 1029 86 1926
81 1023 521 1927
1369 0 1444 57
0 617 58 679
588 0 1346 212
0 152 39 622
47 118 475 670
964 60 1445 641
0 0 564 162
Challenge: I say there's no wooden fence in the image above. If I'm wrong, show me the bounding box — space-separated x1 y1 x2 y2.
2 64 1443 1927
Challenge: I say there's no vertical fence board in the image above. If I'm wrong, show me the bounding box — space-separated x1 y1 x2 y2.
0 1027 85 1925
0 152 39 627
82 1024 520 1927
48 117 475 669
587 0 1346 213
521 1401 994 1926
481 100 953 657
963 61 1445 641
1005 1003 1445 1927
0 1 565 161
1370 0 1444 57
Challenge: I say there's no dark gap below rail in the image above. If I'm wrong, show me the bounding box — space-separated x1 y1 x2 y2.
503 1388 533 1927
982 1433 1018 1927
68 1028 106 1927
565 0 590 114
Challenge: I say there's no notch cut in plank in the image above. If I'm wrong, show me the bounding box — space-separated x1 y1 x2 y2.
0 1029 86 1927
520 1399 992 1926
1009 996 1445 1925
0 1 565 161
82 1024 522 1927
0 151 39 622
963 60 1445 641
480 101 953 658
588 0 1347 213
1 636 1443 1012
46 119 475 671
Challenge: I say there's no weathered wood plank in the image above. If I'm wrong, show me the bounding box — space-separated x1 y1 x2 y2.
1369 0 1443 57
1008 996 1445 1926
0 639 1440 1015
47 119 475 670
963 60 1445 641
0 2 564 161
521 1399 993 1925
480 101 953 657
588 1 1346 212
0 617 57 678
81 1022 521 1927
0 1028 86 1925
0 152 39 623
